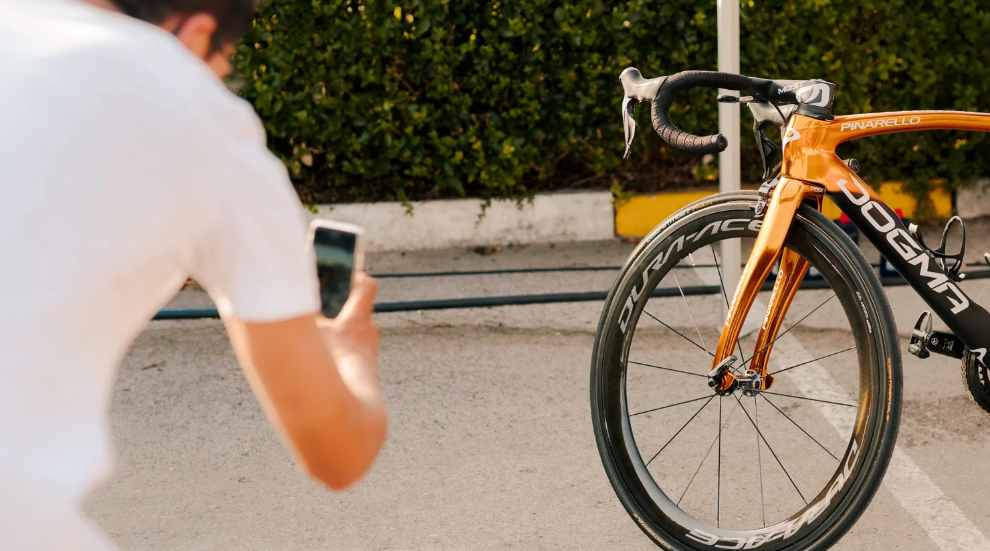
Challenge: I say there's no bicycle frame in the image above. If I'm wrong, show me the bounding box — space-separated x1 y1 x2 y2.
712 110 990 389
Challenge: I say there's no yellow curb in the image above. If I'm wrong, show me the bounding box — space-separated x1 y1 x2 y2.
615 183 952 238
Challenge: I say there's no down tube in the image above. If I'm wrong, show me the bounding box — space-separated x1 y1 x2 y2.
827 191 990 361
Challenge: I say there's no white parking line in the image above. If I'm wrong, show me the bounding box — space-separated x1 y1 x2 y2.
770 335 990 551
693 266 990 549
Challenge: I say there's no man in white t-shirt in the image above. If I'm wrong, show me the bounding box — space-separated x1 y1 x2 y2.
0 1 388 549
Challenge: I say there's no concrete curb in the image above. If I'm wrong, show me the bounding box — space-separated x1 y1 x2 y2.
303 181 961 252
957 180 990 219
305 191 614 252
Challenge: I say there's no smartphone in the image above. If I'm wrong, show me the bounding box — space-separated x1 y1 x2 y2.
309 220 365 318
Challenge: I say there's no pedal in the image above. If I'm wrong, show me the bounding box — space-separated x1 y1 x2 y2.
908 311 965 360
908 312 933 359
908 216 967 282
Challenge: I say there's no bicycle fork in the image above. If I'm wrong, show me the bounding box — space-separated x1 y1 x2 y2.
709 178 823 392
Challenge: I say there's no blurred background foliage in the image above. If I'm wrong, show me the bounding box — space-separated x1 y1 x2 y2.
233 0 990 211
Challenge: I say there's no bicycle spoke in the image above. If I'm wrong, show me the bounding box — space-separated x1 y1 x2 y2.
628 361 707 378
631 395 713 417
735 395 807 505
760 394 839 461
770 347 856 376
743 293 837 370
677 400 740 507
710 244 748 365
646 396 716 467
672 270 711 356
717 396 722 527
758 390 856 408
756 396 766 528
642 310 715 359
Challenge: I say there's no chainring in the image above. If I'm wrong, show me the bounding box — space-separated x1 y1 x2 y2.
962 348 990 414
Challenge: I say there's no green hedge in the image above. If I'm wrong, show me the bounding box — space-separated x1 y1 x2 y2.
234 0 990 211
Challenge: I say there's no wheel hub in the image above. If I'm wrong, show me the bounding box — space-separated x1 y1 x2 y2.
708 355 770 396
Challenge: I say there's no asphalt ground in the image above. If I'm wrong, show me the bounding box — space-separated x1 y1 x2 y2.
84 221 990 550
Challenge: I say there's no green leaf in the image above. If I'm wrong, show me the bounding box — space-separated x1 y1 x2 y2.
231 0 989 214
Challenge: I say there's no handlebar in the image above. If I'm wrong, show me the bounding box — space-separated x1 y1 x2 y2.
621 68 836 158
652 71 764 154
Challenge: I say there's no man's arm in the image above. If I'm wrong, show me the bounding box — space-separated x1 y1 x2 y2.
222 274 387 490
175 74 387 489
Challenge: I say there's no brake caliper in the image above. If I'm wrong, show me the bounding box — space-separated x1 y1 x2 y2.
754 177 779 219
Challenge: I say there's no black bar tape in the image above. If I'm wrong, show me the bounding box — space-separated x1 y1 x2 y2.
652 71 758 155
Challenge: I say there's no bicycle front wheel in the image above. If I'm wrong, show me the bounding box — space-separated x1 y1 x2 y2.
591 192 901 550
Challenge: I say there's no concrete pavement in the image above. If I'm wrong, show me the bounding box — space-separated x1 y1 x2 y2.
85 230 990 550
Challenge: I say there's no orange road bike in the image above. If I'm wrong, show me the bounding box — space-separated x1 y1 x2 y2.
591 69 990 550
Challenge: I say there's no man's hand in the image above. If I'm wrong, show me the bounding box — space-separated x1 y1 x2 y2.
222 272 387 490
317 273 381 385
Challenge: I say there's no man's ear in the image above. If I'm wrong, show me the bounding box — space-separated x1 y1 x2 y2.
164 13 218 61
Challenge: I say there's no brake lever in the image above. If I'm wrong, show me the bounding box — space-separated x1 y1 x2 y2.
619 68 667 160
622 97 636 160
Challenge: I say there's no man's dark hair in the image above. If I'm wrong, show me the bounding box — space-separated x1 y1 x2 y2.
114 0 257 43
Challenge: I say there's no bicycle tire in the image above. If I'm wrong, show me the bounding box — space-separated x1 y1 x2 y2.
591 191 902 550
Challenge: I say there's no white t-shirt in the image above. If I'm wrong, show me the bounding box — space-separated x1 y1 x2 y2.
0 1 321 548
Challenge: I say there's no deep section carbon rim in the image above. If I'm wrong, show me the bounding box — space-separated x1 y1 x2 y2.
593 199 896 550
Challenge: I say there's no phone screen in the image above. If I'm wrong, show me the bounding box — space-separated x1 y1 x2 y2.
313 227 357 318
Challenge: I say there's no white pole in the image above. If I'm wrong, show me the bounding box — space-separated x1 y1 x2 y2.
717 0 741 318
